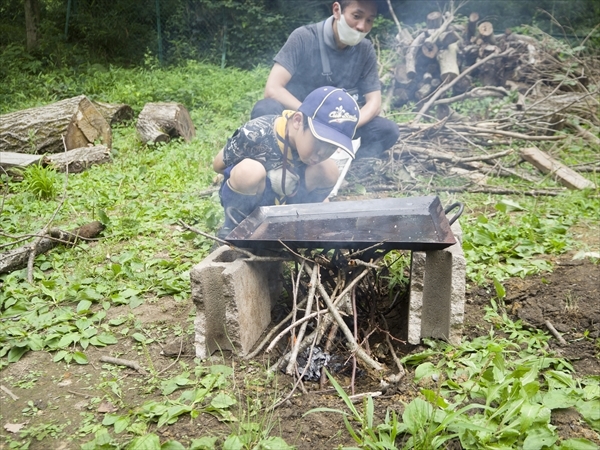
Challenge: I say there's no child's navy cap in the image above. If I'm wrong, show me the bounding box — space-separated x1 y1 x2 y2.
298 86 360 159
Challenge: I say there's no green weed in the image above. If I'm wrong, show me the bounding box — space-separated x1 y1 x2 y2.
20 164 61 199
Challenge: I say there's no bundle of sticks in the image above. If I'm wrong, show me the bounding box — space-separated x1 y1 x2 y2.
245 246 409 390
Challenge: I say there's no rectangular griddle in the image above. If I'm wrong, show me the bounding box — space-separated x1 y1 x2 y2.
224 196 457 252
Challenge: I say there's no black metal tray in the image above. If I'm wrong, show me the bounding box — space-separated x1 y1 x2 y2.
225 196 458 251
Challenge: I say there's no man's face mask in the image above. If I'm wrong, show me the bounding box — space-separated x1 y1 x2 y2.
337 13 368 46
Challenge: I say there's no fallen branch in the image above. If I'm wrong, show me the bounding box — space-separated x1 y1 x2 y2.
0 221 105 275
544 320 567 346
99 356 148 374
412 48 514 124
0 385 19 401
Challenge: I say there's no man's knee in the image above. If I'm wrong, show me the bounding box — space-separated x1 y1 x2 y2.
250 99 285 119
355 116 400 158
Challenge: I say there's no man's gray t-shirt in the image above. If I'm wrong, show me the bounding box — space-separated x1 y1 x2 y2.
274 17 380 102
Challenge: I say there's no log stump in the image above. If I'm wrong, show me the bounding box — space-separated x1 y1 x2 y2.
136 103 196 145
0 95 112 154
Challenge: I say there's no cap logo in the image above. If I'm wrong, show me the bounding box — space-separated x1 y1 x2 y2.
328 105 358 124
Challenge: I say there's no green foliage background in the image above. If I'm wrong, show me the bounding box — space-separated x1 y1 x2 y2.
1 0 598 70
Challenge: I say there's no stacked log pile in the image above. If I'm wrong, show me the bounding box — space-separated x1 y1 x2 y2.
392 10 592 109
352 8 599 195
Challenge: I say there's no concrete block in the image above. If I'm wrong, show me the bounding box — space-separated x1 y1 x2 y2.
190 246 281 359
408 221 466 345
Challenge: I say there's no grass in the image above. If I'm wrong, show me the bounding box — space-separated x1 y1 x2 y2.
1 58 599 449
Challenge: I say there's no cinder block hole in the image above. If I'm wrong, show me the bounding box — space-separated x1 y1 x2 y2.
214 249 248 263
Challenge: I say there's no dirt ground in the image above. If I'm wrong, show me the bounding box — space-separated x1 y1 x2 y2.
0 252 598 449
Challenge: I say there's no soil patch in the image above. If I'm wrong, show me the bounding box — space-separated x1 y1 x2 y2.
1 256 598 449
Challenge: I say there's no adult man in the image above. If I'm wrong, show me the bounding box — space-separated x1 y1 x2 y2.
251 0 399 159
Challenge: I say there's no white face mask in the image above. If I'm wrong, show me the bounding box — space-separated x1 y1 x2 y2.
336 13 368 46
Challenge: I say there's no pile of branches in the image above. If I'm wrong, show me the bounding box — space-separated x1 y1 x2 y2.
359 3 600 195
240 244 409 398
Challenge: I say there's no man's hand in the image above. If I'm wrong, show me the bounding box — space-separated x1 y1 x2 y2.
358 90 381 128
264 63 302 110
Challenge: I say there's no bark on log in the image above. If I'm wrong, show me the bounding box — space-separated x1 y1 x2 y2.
437 42 460 82
0 221 105 275
520 147 596 190
0 152 42 169
406 32 427 79
92 101 134 125
0 95 112 154
466 12 479 41
44 145 111 173
136 102 196 145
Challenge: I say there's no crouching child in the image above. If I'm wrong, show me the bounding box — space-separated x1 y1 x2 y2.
212 86 360 238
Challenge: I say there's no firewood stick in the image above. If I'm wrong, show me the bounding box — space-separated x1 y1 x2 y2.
270 268 372 372
412 48 514 124
544 320 567 345
286 267 319 375
304 263 384 373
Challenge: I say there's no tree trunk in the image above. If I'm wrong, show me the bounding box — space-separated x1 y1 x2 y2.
0 95 112 154
92 101 134 125
136 103 196 145
24 0 40 52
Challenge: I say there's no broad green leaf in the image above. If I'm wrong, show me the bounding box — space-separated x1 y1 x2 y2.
114 415 130 434
161 441 186 450
128 296 144 309
77 299 93 313
7 346 29 363
259 436 294 449
414 362 438 382
223 435 243 450
522 426 557 450
402 398 433 434
210 392 236 409
543 390 577 409
493 278 506 300
494 200 525 213
73 351 89 365
109 317 128 326
189 436 218 450
53 350 68 362
558 438 599 450
28 334 44 351
126 433 161 450
97 332 118 345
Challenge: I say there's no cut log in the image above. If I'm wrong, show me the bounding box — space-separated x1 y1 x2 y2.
426 11 443 29
0 221 105 275
0 152 43 169
415 83 433 101
44 145 111 173
92 101 134 125
0 95 112 154
520 147 596 190
421 41 439 59
437 42 460 82
439 30 460 49
466 12 479 41
136 102 196 145
477 22 496 44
